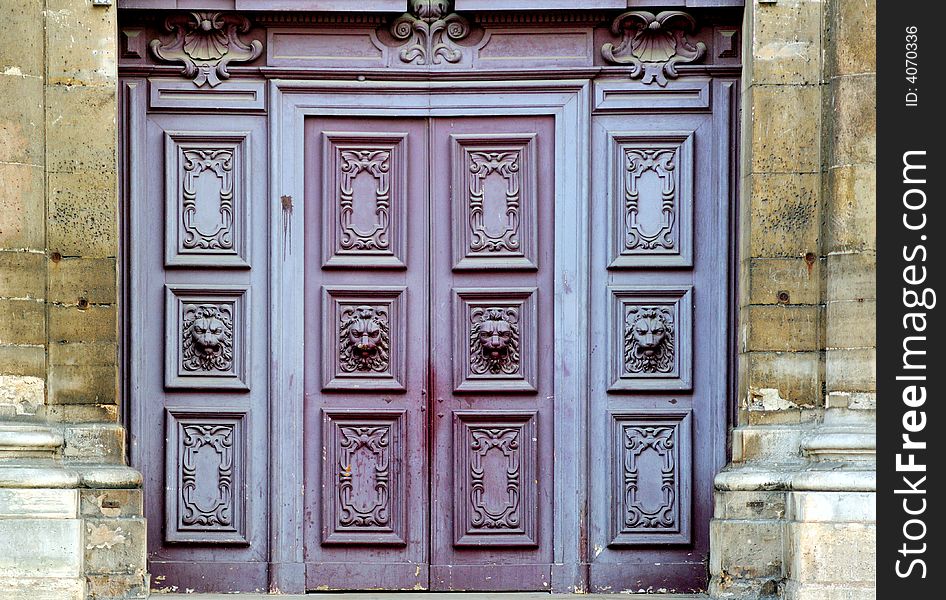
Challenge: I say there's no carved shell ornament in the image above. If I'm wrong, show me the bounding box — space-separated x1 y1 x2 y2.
150 12 263 87
387 0 472 65
602 11 706 87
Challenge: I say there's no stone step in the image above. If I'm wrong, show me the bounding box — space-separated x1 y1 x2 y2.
156 595 708 600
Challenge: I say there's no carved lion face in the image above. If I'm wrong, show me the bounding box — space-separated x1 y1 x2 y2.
181 304 233 372
624 306 674 374
339 305 390 373
470 307 520 375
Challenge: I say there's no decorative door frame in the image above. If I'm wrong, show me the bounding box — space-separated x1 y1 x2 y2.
268 79 591 593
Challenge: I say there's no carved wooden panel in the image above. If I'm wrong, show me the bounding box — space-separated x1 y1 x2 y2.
164 132 250 268
608 131 694 268
267 29 388 68
165 409 248 544
322 410 406 545
609 410 692 545
473 28 594 68
453 288 537 393
321 132 408 269
322 286 406 391
609 285 693 391
165 284 249 390
450 134 538 270
453 411 538 547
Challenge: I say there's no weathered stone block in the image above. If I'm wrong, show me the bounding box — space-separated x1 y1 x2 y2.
736 425 805 461
710 518 783 579
0 575 85 600
786 491 875 524
785 521 874 583
48 341 117 405
825 347 876 392
0 250 45 300
827 251 875 301
47 170 118 258
0 343 45 376
84 518 147 576
0 373 44 417
750 85 821 174
48 257 116 305
826 299 875 349
751 0 822 85
0 1 46 78
0 298 45 345
0 488 79 519
748 173 821 258
86 572 149 600
746 305 823 352
747 351 823 408
785 581 876 600
828 0 876 77
0 162 45 251
48 305 117 345
824 164 876 254
829 74 876 167
0 518 82 577
714 490 787 521
749 257 823 306
0 74 44 165
45 0 117 87
45 85 116 175
80 489 143 519
62 422 125 463
45 403 120 423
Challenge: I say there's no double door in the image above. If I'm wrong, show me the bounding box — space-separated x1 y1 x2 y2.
302 115 556 591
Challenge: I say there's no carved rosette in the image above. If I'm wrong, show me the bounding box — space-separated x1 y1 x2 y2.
337 425 391 528
625 148 677 251
601 11 706 86
339 305 391 374
181 303 234 373
338 150 391 251
469 306 521 376
387 0 472 65
624 305 674 375
182 149 234 250
468 151 521 253
180 424 234 528
150 12 263 87
623 425 676 529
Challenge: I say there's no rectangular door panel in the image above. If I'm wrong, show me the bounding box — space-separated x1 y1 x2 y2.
429 115 556 591
302 117 430 591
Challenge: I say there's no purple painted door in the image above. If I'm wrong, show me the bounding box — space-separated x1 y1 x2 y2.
302 115 556 591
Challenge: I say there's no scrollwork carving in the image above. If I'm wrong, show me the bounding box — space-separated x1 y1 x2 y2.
468 151 521 253
337 426 391 528
625 148 677 251
181 149 234 250
387 0 471 65
150 12 263 88
338 150 391 251
624 306 674 374
601 10 706 87
181 303 234 373
180 424 234 527
339 305 391 373
470 307 520 376
469 427 521 529
623 425 676 529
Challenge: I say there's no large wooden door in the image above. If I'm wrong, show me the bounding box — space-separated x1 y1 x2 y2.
302 115 556 591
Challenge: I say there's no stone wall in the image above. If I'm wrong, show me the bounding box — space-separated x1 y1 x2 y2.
0 1 146 598
709 0 876 598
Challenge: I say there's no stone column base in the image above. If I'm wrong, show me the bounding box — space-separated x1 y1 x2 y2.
0 423 148 600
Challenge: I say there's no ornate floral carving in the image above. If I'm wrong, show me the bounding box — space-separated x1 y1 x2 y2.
468 151 521 253
601 11 706 87
624 306 674 374
337 425 391 528
469 427 521 529
387 0 471 65
181 149 234 250
150 12 263 88
624 148 677 251
623 425 676 529
180 424 234 527
182 303 234 373
339 305 391 373
338 150 391 251
470 307 520 375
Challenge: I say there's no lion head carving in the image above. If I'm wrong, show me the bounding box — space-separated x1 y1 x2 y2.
339 305 390 373
181 304 234 372
470 307 520 375
624 306 674 374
